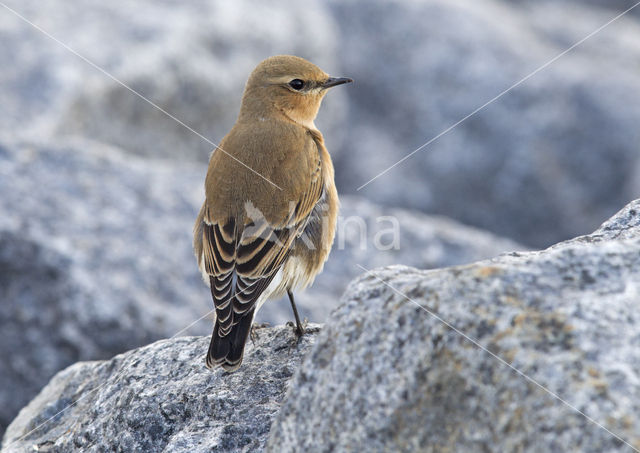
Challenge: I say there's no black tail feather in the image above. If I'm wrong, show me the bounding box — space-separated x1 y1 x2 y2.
206 308 255 372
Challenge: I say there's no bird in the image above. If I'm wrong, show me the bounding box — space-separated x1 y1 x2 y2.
193 55 352 372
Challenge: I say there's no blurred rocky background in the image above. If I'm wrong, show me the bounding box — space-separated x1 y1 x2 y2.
1 0 639 444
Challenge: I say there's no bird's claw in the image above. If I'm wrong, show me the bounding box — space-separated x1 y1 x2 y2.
287 318 308 340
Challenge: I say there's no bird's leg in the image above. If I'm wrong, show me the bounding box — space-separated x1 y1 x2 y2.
287 289 305 336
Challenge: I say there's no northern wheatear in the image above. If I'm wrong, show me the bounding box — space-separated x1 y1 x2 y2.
194 55 351 371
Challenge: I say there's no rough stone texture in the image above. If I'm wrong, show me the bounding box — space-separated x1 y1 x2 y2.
268 199 640 452
0 230 94 444
329 0 640 247
0 0 345 161
302 195 524 323
0 138 210 440
0 138 519 439
2 325 320 452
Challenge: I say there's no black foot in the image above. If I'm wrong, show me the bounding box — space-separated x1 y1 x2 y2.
294 318 308 337
286 318 309 343
286 319 308 345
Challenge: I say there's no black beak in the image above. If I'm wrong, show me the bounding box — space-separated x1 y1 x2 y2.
322 77 353 89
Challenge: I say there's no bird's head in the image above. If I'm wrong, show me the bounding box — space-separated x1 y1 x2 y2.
239 55 352 128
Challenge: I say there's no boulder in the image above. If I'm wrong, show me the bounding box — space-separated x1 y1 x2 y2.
299 195 524 323
0 139 210 439
268 199 640 452
329 0 640 247
6 198 639 452
0 230 93 445
2 325 320 452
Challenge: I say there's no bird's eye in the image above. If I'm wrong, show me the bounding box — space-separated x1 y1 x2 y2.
288 79 305 90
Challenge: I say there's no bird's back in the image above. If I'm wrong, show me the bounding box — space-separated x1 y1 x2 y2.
204 119 321 227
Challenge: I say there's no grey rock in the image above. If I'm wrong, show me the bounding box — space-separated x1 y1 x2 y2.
298 195 524 323
0 138 519 438
0 0 346 161
329 0 640 247
511 0 640 15
0 138 210 439
0 230 92 444
2 324 320 452
268 199 640 452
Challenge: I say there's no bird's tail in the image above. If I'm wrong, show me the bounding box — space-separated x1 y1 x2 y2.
206 309 255 372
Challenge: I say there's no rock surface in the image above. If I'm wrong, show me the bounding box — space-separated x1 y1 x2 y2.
513 0 640 15
0 138 519 439
0 138 208 440
302 195 523 322
6 198 639 453
2 324 320 453
0 230 95 443
268 199 640 452
330 0 640 247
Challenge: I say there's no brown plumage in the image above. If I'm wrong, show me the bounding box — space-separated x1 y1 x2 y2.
193 55 352 371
